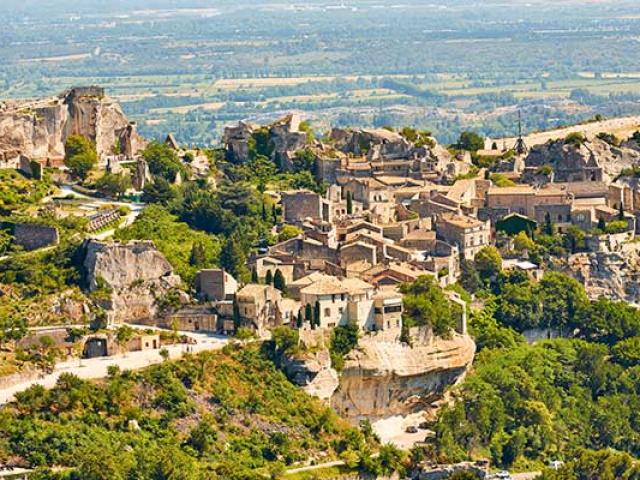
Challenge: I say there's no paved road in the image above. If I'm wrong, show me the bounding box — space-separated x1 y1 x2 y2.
0 332 228 405
285 460 345 475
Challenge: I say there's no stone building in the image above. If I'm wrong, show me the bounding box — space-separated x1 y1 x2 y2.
195 269 238 302
436 213 490 260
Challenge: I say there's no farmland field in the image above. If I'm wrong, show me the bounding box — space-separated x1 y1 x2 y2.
3 0 640 144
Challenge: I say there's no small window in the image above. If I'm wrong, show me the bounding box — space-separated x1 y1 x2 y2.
324 308 331 317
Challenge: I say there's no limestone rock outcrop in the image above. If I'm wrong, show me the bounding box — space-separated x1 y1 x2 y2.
282 349 339 400
0 86 145 164
524 137 640 183
331 331 476 422
83 240 183 324
567 244 640 303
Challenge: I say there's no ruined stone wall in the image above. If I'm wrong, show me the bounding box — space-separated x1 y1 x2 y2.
13 223 59 251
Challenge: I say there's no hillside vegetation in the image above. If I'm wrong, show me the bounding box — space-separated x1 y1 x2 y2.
0 344 377 479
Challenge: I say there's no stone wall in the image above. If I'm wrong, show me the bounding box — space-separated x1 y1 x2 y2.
12 223 59 251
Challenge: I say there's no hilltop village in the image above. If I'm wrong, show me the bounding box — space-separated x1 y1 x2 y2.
4 86 640 477
2 88 640 376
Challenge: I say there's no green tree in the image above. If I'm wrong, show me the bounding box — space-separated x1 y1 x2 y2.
474 246 502 283
251 268 259 283
346 190 353 215
330 323 359 371
376 443 406 476
0 316 27 350
537 272 588 331
564 225 586 253
495 280 543 331
265 270 273 285
543 212 554 236
597 217 606 231
189 242 206 268
64 135 97 181
273 269 286 293
95 172 131 199
277 224 303 243
612 336 640 367
115 326 134 355
220 232 250 284
292 148 316 173
459 260 482 293
456 131 485 151
400 275 457 337
141 178 176 205
305 303 313 323
314 301 321 328
142 141 187 182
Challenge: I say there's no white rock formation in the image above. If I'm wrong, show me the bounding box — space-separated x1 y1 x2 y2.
83 240 184 324
331 331 476 422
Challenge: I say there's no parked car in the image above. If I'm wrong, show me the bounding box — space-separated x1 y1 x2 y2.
494 472 512 480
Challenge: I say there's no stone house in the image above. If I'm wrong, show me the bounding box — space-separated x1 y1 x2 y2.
165 306 219 332
373 289 404 332
195 269 238 301
299 276 377 331
486 185 570 219
436 213 491 261
235 284 300 335
282 190 332 224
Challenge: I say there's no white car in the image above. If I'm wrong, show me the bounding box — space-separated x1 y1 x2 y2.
494 472 512 480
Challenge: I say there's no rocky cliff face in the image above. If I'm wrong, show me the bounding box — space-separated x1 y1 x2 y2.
524 137 640 183
281 349 340 400
83 240 184 324
0 87 145 163
331 331 476 422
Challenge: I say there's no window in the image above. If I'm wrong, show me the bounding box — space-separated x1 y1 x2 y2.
332 294 336 303
341 294 345 301
338 307 344 315
384 305 402 313
324 308 331 317
557 214 562 222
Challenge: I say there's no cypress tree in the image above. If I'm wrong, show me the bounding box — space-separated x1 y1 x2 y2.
265 270 273 285
346 190 353 215
251 268 259 283
296 309 304 328
272 206 278 224
619 202 625 220
189 242 206 267
597 217 606 232
273 269 286 293
232 296 241 330
314 301 321 328
220 232 250 283
305 303 313 323
543 212 554 235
